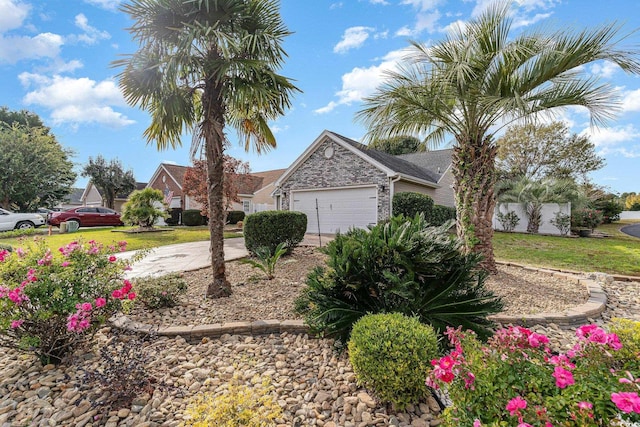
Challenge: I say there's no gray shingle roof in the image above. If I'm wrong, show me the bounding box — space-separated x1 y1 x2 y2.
328 131 448 184
396 149 453 181
65 188 85 205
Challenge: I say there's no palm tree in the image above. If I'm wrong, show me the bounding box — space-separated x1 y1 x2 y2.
356 1 640 271
115 0 299 297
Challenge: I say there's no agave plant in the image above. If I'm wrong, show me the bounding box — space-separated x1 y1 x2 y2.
295 214 504 344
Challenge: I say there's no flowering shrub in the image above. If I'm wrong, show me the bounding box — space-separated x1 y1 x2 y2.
135 273 187 309
0 239 138 364
571 208 604 230
427 324 640 426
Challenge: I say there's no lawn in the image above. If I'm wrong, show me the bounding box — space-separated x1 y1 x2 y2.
493 220 640 276
0 226 242 253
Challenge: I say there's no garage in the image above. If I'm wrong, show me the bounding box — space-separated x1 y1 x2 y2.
291 187 378 234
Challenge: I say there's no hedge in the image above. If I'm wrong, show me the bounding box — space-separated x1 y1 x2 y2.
393 192 456 226
244 210 307 254
226 210 245 225
182 209 207 226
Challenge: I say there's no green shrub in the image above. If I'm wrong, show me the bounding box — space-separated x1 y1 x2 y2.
244 211 306 254
295 214 503 344
430 204 456 226
134 273 187 309
165 208 181 226
496 209 520 231
240 243 287 280
121 188 168 228
0 228 37 239
182 209 207 226
348 313 438 410
609 318 640 371
226 210 245 225
0 243 12 252
392 192 434 218
571 208 603 230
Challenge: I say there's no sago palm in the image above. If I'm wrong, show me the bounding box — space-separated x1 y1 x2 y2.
115 0 299 297
356 1 640 271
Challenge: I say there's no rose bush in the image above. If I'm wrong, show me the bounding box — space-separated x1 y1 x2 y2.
427 324 640 426
0 240 140 364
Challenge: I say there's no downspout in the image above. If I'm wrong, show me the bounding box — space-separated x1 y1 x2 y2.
389 175 402 217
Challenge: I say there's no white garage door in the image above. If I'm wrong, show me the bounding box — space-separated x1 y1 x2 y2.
291 187 378 234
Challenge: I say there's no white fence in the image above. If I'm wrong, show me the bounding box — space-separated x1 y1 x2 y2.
620 211 640 221
493 202 571 236
252 203 274 213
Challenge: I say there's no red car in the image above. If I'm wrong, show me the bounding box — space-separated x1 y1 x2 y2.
48 207 124 228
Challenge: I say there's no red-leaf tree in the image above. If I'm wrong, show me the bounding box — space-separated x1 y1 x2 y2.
183 156 250 217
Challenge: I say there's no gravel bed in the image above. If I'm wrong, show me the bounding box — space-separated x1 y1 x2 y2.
1 247 638 426
127 246 589 328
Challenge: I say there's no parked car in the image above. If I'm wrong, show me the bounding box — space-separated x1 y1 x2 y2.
35 208 53 220
0 208 46 231
48 207 124 228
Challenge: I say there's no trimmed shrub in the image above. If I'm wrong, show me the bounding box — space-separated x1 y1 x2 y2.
165 208 181 226
348 313 438 410
244 210 307 254
121 188 168 228
430 204 456 226
134 274 187 309
393 192 434 218
295 214 503 344
182 209 207 226
226 210 245 225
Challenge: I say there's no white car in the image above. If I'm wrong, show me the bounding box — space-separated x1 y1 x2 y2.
0 208 46 231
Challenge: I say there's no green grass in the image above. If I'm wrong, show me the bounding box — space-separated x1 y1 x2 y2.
0 226 242 253
493 220 640 276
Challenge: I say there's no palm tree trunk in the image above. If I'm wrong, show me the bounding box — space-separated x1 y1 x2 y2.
452 137 498 272
203 83 231 298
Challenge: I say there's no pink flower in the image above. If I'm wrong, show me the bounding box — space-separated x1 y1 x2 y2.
108 255 117 262
518 424 533 427
576 324 599 338
611 392 640 414
607 333 623 350
438 355 455 370
506 396 527 416
473 420 482 427
577 401 593 410
553 366 575 389
10 320 24 329
61 261 70 267
81 302 92 311
95 297 106 308
122 280 132 293
112 289 123 299
16 247 25 258
0 249 9 262
127 292 136 300
78 318 90 330
528 333 549 348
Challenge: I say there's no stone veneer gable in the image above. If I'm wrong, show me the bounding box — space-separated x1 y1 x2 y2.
280 138 390 220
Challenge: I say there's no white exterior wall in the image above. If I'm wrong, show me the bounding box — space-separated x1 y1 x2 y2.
620 211 640 220
494 202 571 236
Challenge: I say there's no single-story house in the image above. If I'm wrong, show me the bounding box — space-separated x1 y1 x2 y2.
55 188 86 210
147 163 200 211
79 182 148 212
272 130 454 234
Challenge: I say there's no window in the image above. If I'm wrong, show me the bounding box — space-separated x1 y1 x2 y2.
242 200 251 213
77 208 97 213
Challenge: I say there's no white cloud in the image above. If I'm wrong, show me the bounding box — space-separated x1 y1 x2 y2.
330 2 344 9
0 0 29 32
0 32 63 63
580 124 640 159
19 73 134 127
83 0 121 10
471 0 557 28
395 0 443 36
400 0 443 9
512 12 551 29
442 19 468 35
334 26 374 54
68 13 110 45
315 48 408 114
622 89 640 113
591 61 619 79
369 0 389 4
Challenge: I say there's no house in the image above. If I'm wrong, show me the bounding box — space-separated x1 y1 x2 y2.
78 182 148 212
273 130 454 234
146 163 200 211
55 188 86 210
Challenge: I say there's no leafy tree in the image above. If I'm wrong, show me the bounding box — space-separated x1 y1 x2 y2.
116 0 299 298
81 156 136 210
121 188 168 228
0 106 48 132
625 194 640 210
496 121 605 182
0 123 75 211
368 135 425 155
183 156 251 218
356 2 640 271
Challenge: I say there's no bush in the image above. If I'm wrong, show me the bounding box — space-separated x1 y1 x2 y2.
244 210 306 254
0 243 12 252
393 192 434 218
429 324 640 426
609 318 640 371
595 198 623 223
572 208 604 230
496 209 520 232
121 188 168 228
134 273 187 309
240 243 287 280
430 204 456 226
183 209 207 226
348 313 438 410
295 214 503 344
226 210 245 225
165 208 181 226
550 211 571 236
0 228 37 239
184 376 281 426
0 240 137 364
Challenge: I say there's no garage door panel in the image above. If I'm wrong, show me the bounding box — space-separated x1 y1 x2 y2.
292 187 377 234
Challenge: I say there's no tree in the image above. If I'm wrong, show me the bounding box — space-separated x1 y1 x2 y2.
626 194 640 210
121 188 168 229
183 156 251 218
368 135 425 155
0 123 76 211
116 0 299 298
496 121 605 182
356 2 640 271
81 156 136 210
0 106 48 132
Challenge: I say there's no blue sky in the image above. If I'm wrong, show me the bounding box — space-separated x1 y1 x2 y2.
2 0 640 194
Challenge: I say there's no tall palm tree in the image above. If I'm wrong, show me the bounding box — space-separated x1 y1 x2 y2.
356 1 640 271
115 0 299 297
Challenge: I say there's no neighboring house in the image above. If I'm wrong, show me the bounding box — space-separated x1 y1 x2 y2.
146 163 200 211
79 182 148 212
273 130 455 234
56 188 86 210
